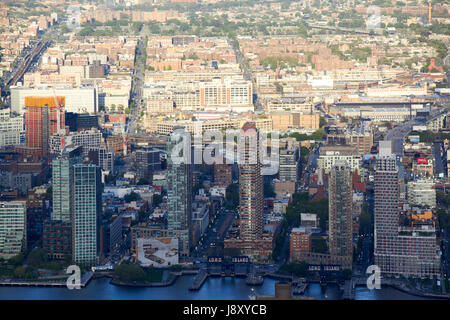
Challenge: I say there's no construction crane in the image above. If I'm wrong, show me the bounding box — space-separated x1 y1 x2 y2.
45 70 65 153
123 128 128 157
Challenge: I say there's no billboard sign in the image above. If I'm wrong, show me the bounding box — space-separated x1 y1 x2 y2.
208 256 223 263
416 158 428 164
231 256 249 263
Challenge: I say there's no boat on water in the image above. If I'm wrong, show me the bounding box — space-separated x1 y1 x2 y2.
248 288 256 300
292 278 308 295
246 274 264 286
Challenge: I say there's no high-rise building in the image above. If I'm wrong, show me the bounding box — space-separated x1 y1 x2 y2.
167 128 192 257
135 149 161 183
26 190 47 248
42 220 72 260
0 171 35 196
52 147 83 222
0 201 27 258
326 130 373 155
289 227 312 262
99 215 122 258
72 163 102 265
328 161 353 262
25 96 65 158
199 79 253 111
279 145 299 183
374 141 400 259
224 122 273 258
374 141 440 277
213 162 233 187
87 147 114 173
407 179 436 208
11 86 97 115
49 128 102 156
0 108 24 148
65 112 99 132
317 145 362 173
239 122 264 242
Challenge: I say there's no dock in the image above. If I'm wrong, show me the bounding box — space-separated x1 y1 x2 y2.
341 280 355 300
188 269 208 291
0 271 93 288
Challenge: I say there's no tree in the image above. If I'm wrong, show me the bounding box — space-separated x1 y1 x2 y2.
114 261 146 283
9 253 24 266
300 146 310 158
264 182 275 198
124 191 142 203
13 266 26 279
285 192 328 230
359 209 373 236
279 262 308 277
339 116 348 123
137 178 149 185
188 53 199 61
319 116 327 128
310 128 325 140
437 208 450 230
153 194 163 207
274 81 283 93
225 183 239 210
24 266 39 280
27 249 48 267
45 186 53 201
138 208 149 222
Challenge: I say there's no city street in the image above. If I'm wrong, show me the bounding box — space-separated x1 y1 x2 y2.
193 208 237 258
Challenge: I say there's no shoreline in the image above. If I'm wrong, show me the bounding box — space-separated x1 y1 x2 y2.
377 283 450 300
109 273 179 287
353 281 450 300
0 271 93 288
108 269 198 287
1 271 449 300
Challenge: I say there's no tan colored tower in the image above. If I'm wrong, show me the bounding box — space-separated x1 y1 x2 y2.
239 122 264 242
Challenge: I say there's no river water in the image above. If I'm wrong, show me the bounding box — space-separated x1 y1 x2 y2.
0 276 432 300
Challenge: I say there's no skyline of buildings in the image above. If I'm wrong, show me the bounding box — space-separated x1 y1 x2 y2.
0 0 449 301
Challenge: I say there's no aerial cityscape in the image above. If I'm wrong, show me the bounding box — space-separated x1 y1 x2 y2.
0 0 449 304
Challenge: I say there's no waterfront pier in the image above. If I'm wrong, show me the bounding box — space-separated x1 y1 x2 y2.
188 269 208 290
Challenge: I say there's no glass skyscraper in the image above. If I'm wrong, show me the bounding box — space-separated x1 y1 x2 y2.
52 147 82 222
167 128 192 257
72 163 102 266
